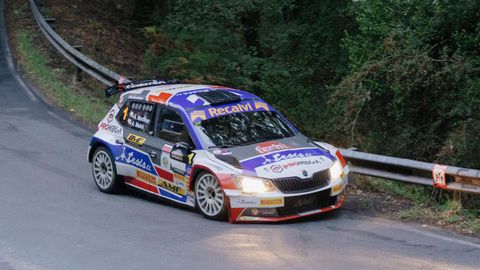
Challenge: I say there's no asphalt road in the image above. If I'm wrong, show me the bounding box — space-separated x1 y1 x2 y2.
1 2 480 270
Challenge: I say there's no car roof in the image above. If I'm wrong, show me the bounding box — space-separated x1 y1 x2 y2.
121 84 262 111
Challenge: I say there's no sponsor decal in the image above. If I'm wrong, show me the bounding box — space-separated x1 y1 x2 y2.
241 148 335 172
125 95 144 101
230 197 259 208
261 152 313 165
293 197 317 208
255 141 289 154
174 173 186 182
127 133 146 146
269 164 284 173
254 101 269 111
162 156 169 168
174 177 187 190
171 167 186 175
433 164 448 189
186 94 208 105
116 146 155 174
148 92 173 104
260 198 284 207
207 103 253 117
170 150 184 161
212 149 232 155
187 196 195 207
162 144 173 153
124 80 166 90
206 162 224 171
190 110 207 122
106 109 115 122
131 102 154 112
238 216 262 221
186 165 192 176
158 179 186 196
99 122 122 135
281 159 322 169
188 100 272 123
136 170 156 185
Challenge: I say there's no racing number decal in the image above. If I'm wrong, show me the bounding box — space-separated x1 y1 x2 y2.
122 106 129 121
187 153 196 165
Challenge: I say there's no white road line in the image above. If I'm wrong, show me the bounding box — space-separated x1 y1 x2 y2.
406 226 480 249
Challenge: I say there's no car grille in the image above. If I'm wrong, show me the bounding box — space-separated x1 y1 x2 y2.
276 189 335 217
272 169 330 194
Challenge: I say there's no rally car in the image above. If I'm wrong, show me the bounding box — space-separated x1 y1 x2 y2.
88 80 349 223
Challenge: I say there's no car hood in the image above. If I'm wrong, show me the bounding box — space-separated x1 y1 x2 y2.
209 135 336 179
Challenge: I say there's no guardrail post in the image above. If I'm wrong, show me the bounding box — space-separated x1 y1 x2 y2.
45 18 56 30
72 45 83 82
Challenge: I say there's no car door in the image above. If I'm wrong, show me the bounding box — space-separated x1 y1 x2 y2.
152 105 196 206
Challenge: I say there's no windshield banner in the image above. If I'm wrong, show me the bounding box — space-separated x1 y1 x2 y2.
188 100 271 123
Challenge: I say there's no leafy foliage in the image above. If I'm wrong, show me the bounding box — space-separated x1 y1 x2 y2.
334 0 480 168
137 0 480 169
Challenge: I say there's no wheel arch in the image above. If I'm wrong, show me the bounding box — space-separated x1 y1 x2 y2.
188 165 237 192
188 165 213 192
88 140 113 163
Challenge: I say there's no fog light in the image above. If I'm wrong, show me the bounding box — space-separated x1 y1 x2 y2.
332 183 343 193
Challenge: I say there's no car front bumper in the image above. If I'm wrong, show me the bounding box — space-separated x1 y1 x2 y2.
224 168 349 223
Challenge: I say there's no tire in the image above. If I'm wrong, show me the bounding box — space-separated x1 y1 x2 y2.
195 172 228 221
92 146 123 194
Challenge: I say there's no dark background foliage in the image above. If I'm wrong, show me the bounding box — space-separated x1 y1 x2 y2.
132 0 480 169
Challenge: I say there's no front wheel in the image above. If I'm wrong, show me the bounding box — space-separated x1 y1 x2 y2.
92 146 123 194
195 172 228 220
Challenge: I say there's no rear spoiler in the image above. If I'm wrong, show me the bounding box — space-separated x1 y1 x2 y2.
105 79 180 97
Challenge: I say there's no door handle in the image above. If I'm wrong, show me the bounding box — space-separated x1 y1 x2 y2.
148 150 157 158
115 139 124 145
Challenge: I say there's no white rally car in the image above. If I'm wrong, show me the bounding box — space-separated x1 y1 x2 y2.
88 80 349 223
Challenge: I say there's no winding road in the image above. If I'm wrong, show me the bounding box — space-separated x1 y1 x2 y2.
1 1 479 269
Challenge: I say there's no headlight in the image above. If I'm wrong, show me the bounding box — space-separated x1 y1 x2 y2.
233 175 276 193
329 160 343 179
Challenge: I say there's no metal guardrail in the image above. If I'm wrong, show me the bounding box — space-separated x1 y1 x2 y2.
29 0 480 194
29 0 129 85
340 149 480 194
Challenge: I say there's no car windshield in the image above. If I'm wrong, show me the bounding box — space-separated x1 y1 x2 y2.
193 111 295 148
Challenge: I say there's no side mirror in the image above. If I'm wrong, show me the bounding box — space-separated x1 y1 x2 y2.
170 142 194 164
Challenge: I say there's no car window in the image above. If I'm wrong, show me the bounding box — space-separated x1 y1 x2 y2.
156 106 193 145
119 101 155 134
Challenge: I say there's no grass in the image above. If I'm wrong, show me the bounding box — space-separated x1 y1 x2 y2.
356 177 480 236
16 30 111 124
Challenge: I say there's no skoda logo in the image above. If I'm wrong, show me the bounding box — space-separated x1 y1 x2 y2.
302 170 308 177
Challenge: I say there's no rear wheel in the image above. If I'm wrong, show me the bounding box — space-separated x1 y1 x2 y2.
92 146 122 193
195 172 228 220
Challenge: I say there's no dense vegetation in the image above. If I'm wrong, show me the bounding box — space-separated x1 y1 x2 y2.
133 0 480 170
